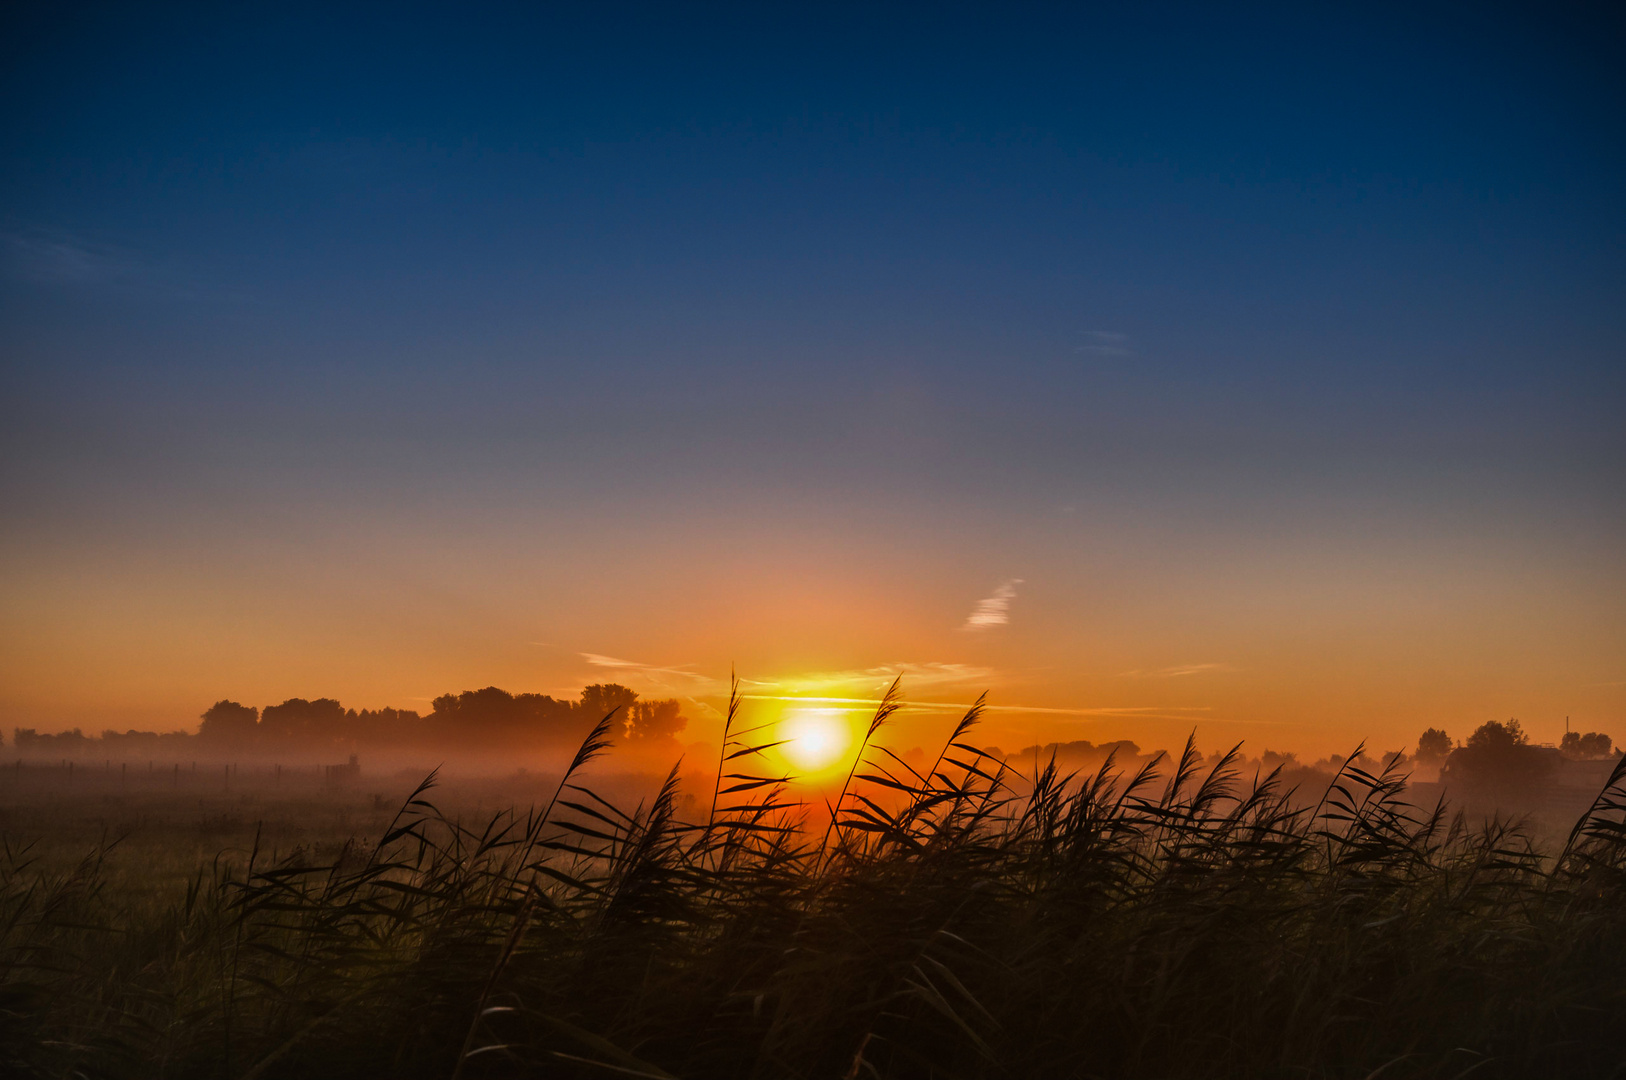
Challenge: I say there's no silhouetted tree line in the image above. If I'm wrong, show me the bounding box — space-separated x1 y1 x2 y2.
1560 729 1614 759
9 684 688 759
1418 718 1620 796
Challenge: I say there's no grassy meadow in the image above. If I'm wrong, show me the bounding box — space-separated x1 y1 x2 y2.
4 686 1626 1079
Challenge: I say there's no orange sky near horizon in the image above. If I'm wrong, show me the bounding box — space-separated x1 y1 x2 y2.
3 487 1621 761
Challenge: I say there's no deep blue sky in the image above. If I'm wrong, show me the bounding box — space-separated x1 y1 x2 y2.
2 3 1623 748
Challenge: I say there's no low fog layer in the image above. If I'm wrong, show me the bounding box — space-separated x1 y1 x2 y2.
6 686 1618 832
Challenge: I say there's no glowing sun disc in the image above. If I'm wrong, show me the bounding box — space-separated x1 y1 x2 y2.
780 709 852 772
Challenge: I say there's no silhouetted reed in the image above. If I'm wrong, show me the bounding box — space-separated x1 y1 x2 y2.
4 685 1625 1079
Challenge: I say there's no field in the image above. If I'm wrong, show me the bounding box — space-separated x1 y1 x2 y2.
4 691 1626 1079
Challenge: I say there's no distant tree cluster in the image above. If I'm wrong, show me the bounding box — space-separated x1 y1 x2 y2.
625 698 687 743
1418 719 1621 794
10 728 200 754
1560 730 1614 760
12 728 95 753
1414 728 1453 764
9 684 687 760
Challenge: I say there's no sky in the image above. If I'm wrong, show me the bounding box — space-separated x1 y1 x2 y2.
2 2 1623 758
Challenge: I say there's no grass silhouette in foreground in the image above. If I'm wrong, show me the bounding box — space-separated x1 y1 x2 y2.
4 680 1625 1079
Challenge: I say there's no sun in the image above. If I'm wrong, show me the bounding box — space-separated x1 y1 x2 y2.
778 708 853 774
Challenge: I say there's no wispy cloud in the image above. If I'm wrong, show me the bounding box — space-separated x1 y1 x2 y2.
1120 663 1237 678
962 579 1023 631
737 694 1228 723
562 654 998 702
578 653 711 683
3 229 134 284
761 662 997 697
1075 329 1133 358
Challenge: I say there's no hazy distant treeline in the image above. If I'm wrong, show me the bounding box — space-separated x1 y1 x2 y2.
7 684 687 762
8 690 1616 798
1001 738 1418 799
1008 718 1620 805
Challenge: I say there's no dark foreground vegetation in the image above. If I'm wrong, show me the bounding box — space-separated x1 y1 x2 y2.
5 685 1626 1079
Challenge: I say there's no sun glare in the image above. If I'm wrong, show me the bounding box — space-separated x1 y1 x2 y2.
779 708 853 774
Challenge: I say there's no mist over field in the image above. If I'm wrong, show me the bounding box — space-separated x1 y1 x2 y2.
7 679 1621 905
11 680 1619 836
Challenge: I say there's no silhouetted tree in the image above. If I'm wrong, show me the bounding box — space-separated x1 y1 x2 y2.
1415 728 1453 765
1560 730 1614 760
1467 718 1528 752
347 706 426 748
1261 749 1300 770
101 729 190 753
1443 719 1554 794
198 700 259 745
260 697 346 750
625 699 686 744
432 687 526 735
428 687 592 750
1013 739 1155 777
13 728 90 753
579 684 639 724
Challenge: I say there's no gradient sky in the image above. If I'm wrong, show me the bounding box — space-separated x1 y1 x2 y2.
2 3 1623 757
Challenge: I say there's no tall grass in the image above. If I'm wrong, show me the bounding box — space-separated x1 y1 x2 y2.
4 687 1626 1079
